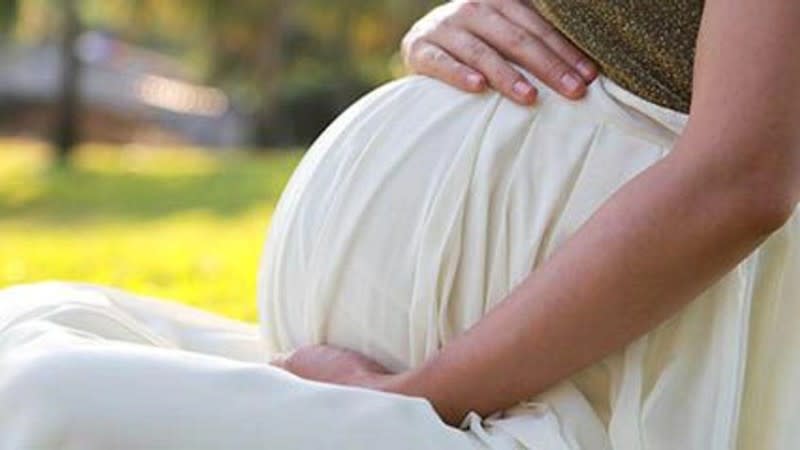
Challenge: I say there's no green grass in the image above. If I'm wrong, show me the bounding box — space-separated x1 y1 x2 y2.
0 139 304 323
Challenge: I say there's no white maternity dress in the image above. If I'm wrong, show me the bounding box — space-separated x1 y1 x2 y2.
1 71 798 450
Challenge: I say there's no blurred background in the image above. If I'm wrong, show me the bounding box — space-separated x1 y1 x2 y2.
0 0 439 321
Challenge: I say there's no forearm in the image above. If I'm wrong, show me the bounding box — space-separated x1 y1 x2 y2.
386 0 800 426
391 135 791 425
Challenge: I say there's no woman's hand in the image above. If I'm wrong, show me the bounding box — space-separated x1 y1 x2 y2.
271 345 400 392
401 0 598 105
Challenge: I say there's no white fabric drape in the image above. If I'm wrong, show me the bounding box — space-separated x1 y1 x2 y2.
258 71 800 449
1 70 798 449
0 283 487 450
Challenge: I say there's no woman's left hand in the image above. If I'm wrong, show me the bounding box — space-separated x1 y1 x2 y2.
401 0 598 105
271 344 399 392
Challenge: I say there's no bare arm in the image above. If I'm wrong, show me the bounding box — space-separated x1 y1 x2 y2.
389 0 800 425
276 0 800 427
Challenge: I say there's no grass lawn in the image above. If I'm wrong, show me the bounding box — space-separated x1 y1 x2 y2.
0 139 303 323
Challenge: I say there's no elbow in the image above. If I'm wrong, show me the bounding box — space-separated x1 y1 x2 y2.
719 153 797 235
745 192 795 235
679 130 798 236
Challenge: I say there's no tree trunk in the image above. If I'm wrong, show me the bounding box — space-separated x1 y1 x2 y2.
53 0 81 167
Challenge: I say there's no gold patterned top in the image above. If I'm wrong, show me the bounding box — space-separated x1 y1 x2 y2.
530 0 704 112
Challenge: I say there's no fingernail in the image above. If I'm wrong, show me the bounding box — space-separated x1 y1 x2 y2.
560 72 583 93
513 80 534 99
466 73 485 89
577 60 596 79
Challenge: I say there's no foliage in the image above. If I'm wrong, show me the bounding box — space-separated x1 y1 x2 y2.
0 0 440 145
0 0 17 30
0 1 439 317
0 139 303 322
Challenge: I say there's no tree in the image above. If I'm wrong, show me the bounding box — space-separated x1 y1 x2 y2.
5 0 440 148
53 0 82 166
0 0 18 30
1 0 82 166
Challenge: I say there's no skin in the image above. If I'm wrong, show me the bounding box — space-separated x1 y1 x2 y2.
400 0 598 104
275 0 800 428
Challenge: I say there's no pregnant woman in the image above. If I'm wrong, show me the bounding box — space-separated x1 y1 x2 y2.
1 1 798 449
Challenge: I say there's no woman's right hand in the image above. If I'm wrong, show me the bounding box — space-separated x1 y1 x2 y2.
401 0 598 105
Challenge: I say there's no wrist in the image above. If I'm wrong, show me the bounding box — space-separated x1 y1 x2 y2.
379 366 467 427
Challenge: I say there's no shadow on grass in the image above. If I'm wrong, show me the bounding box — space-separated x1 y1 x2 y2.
0 152 303 224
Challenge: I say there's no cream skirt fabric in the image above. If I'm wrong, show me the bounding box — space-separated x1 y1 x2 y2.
1 71 798 449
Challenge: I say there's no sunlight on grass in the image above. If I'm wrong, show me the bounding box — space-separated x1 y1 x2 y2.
0 139 303 322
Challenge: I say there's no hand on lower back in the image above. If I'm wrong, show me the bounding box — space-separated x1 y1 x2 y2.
401 0 598 105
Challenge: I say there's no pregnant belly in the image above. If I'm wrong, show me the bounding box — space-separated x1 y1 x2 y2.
257 73 680 372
